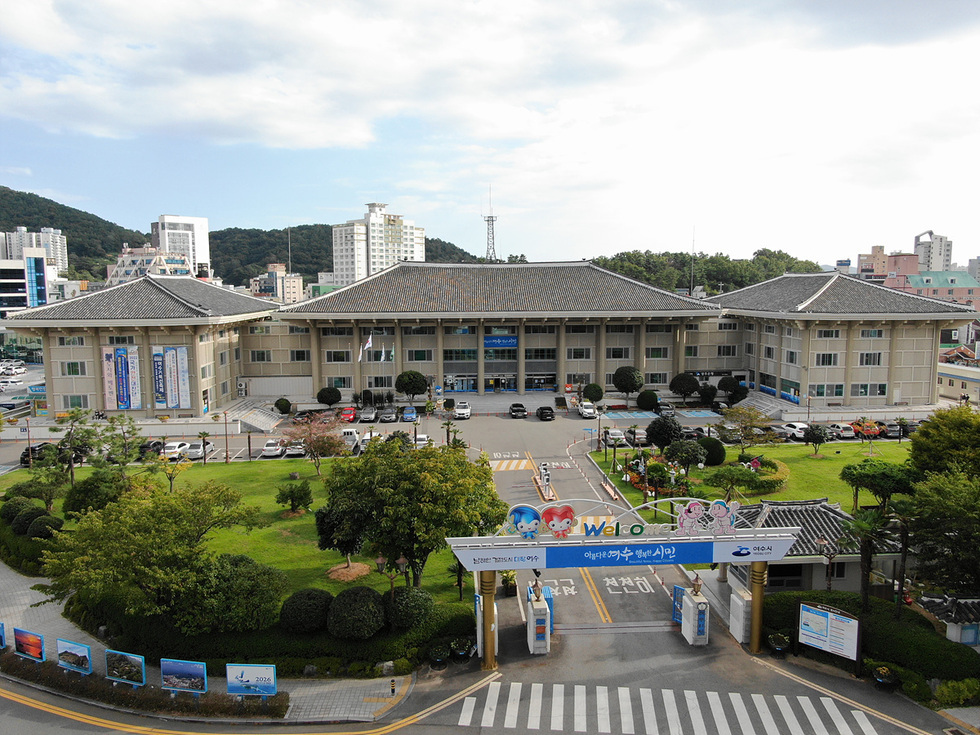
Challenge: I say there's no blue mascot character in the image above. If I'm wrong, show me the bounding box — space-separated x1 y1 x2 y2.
510 505 542 539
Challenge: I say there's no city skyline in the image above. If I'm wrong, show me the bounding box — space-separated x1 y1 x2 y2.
2 2 980 264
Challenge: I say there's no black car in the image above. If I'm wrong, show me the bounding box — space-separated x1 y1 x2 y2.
509 403 528 418
19 441 87 466
536 406 555 421
20 442 55 466
139 439 165 459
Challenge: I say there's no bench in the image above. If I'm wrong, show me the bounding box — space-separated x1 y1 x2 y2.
600 480 620 501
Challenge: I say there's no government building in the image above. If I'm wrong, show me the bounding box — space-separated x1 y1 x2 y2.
4 261 973 418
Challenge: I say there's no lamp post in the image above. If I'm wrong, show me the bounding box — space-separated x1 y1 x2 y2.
25 417 32 467
375 554 409 601
223 411 229 464
815 536 840 592
596 412 602 452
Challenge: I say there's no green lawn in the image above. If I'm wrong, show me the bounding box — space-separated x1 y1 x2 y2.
0 459 470 603
592 438 913 511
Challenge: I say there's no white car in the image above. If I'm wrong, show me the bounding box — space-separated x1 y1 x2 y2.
261 439 285 457
162 441 190 460
780 422 810 440
285 441 306 457
414 433 431 449
453 401 472 419
578 402 597 418
0 378 23 387
604 428 627 446
827 423 856 439
184 440 215 460
2 365 27 375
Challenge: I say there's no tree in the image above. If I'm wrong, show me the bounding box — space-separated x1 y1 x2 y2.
6 450 69 512
840 459 915 513
612 366 644 406
636 390 660 412
49 409 100 487
843 509 890 612
717 375 740 400
704 465 758 503
887 497 915 620
145 452 193 492
317 386 342 406
697 383 717 406
61 468 132 517
646 416 682 452
729 384 750 404
197 431 211 466
98 414 144 475
282 415 346 475
395 370 427 405
663 440 707 475
669 373 700 405
34 481 262 630
275 397 292 414
276 480 313 512
719 405 771 452
802 424 830 455
317 441 507 586
910 471 980 595
315 502 368 569
583 383 604 404
909 405 980 478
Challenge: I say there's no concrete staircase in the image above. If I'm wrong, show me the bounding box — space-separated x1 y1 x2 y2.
737 392 786 419
223 400 285 433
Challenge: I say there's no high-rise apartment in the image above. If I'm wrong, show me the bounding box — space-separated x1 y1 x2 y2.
914 231 952 272
327 203 425 287
1 226 69 273
150 215 210 275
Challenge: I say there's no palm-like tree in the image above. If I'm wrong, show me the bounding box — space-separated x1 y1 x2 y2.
844 509 892 612
197 430 211 466
887 497 915 620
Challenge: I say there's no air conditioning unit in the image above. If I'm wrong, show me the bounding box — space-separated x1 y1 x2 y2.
237 382 247 389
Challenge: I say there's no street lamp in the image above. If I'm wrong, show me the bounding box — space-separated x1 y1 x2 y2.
815 536 840 592
223 411 230 464
375 554 410 600
596 412 602 452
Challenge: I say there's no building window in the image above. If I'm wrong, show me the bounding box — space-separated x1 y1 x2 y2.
324 350 351 363
784 350 799 364
63 395 89 409
57 336 85 346
402 326 436 335
366 376 393 388
962 381 968 389
567 373 593 384
60 361 86 376
860 329 884 338
321 326 354 336
526 348 557 360
605 347 631 359
763 346 775 360
764 325 776 334
250 350 272 362
108 336 135 345
645 347 668 359
288 326 310 334
407 349 433 361
718 345 738 357
249 325 271 335
220 380 229 395
685 323 699 331
685 346 699 357
808 384 844 397
646 324 673 333
784 327 796 337
745 343 754 355
445 349 479 361
199 333 211 343
567 347 592 360
565 325 595 334
201 364 214 379
219 351 228 366
605 324 634 333
331 377 353 389
234 347 241 361
361 326 395 336
445 326 476 335
744 323 755 331
815 353 839 366
525 324 556 334
291 350 311 362
851 383 887 397
717 322 739 331
645 372 668 384
859 352 882 366
485 349 518 361
487 325 517 335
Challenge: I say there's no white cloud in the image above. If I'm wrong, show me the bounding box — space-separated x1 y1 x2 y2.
0 166 32 176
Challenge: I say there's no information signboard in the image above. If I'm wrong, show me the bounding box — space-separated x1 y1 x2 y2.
226 664 277 696
798 602 860 661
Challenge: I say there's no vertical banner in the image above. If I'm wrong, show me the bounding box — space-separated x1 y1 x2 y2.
115 348 131 410
152 346 166 409
177 346 191 409
0 622 5 648
102 348 117 410
165 348 179 408
128 346 142 410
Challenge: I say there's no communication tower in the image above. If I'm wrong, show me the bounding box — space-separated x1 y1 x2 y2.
483 186 497 262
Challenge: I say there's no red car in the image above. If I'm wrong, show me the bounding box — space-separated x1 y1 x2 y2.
340 407 358 423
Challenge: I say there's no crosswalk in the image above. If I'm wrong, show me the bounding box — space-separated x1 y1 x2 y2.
457 682 883 734
490 459 536 471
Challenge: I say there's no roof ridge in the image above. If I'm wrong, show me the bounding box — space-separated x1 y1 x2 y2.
588 262 719 308
144 275 218 316
796 272 840 311
835 271 977 312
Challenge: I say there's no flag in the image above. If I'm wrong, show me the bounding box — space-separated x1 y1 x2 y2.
380 343 386 362
358 344 364 362
365 334 373 351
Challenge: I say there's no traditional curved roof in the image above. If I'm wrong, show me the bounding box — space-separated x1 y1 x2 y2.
5 275 276 324
282 261 720 317
707 272 976 316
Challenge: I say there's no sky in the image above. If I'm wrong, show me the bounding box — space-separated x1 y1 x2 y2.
2 1 980 266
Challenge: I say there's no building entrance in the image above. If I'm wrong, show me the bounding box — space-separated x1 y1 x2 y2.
484 376 517 392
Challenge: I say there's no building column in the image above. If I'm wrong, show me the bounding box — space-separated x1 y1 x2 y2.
635 320 645 375
393 326 404 389
92 328 105 415
673 322 688 377
749 561 768 655
352 321 362 394
436 320 445 392
843 322 857 407
886 321 898 405
930 322 944 404
479 571 497 670
596 320 607 393
309 321 322 397
799 322 812 403
775 326 784 400
517 318 526 395
556 320 567 387
477 320 485 395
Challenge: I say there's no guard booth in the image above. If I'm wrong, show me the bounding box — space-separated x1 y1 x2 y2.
449 497 800 669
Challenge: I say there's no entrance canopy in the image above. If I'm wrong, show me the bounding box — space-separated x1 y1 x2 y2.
448 498 799 571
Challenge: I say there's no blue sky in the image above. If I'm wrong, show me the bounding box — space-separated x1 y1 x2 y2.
2 1 980 266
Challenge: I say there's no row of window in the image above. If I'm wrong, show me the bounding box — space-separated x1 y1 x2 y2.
806 383 888 397
61 328 244 347
749 349 885 367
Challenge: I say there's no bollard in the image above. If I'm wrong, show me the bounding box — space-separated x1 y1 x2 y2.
390 678 396 697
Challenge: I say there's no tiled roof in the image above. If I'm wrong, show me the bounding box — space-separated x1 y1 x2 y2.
6 275 276 322
733 498 901 558
707 272 976 315
918 595 980 624
283 261 720 315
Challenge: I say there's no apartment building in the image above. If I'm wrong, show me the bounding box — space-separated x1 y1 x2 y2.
150 215 210 275
324 203 425 288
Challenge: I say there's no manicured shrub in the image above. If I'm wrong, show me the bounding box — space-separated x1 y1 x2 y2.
751 459 789 494
636 390 660 411
62 469 128 516
327 586 386 640
443 398 455 411
935 678 980 707
0 496 36 523
385 586 434 630
280 589 334 634
27 515 64 540
274 397 292 415
11 507 49 536
697 436 726 466
317 386 341 406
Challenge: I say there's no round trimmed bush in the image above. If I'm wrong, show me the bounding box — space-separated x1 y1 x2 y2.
274 397 292 415
1 496 36 523
385 586 434 630
11 507 50 536
697 436 726 466
27 514 64 540
327 586 386 640
317 386 342 406
279 588 334 634
636 390 660 411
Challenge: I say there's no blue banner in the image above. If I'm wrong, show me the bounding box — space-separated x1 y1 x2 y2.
484 335 518 348
114 348 130 410
152 348 166 409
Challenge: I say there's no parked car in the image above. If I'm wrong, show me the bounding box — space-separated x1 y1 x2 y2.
340 407 358 423
604 428 627 446
454 401 472 419
162 441 191 460
826 423 856 439
884 422 904 438
658 403 676 417
536 406 555 421
780 422 810 440
184 440 215 460
0 378 24 387
20 442 56 466
285 441 306 457
766 425 793 441
509 403 528 418
293 409 329 422
625 427 649 446
378 407 398 423
261 439 285 457
578 401 597 418
139 439 165 458
1 365 27 375
414 433 431 449
401 406 418 422
358 406 378 422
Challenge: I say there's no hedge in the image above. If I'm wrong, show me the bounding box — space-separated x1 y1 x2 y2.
11 507 49 535
0 517 46 575
0 496 36 523
385 586 434 630
26 514 64 540
327 586 386 640
696 436 726 466
280 588 333 634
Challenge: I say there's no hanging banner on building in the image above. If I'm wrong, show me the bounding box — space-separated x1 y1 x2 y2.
128 346 142 410
177 347 191 409
102 348 117 409
155 346 191 410
115 348 131 409
101 346 142 410
152 347 167 409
